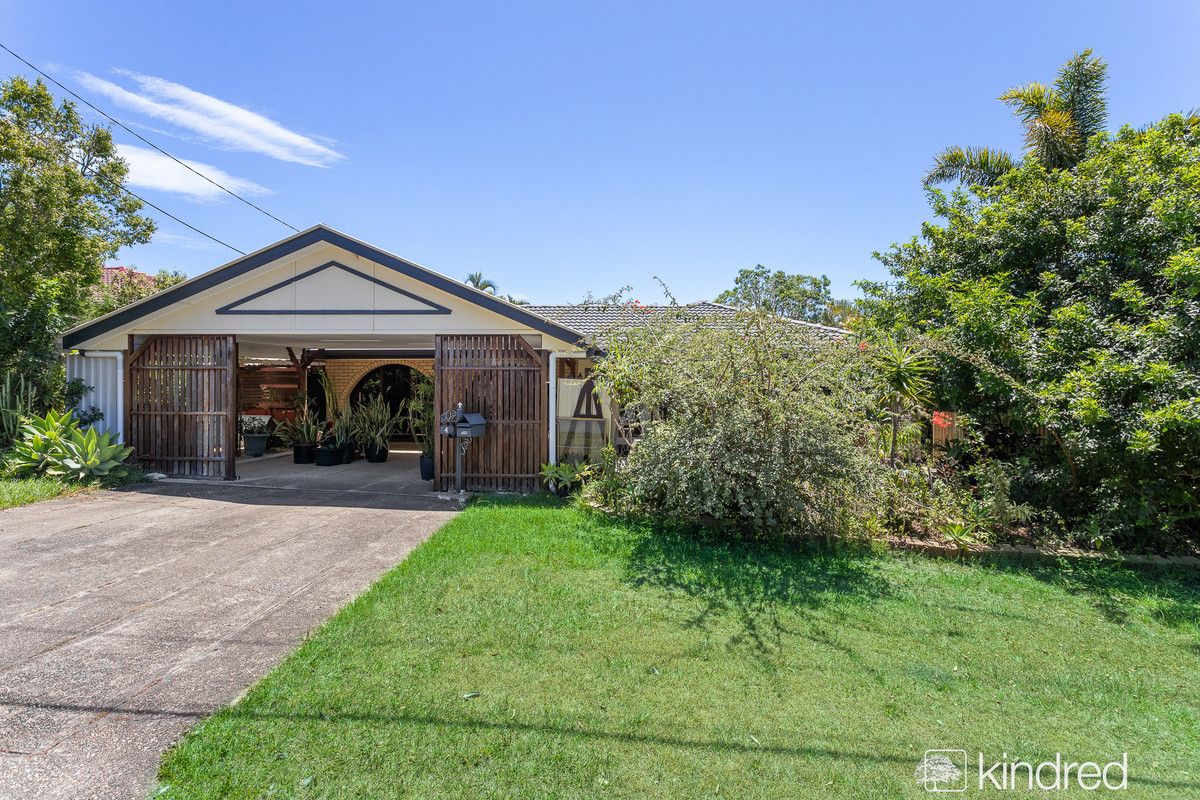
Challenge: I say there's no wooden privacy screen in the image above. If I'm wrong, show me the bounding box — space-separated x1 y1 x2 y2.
126 334 237 479
434 334 547 492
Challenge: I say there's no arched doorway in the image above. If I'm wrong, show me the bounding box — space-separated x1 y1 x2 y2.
349 364 414 439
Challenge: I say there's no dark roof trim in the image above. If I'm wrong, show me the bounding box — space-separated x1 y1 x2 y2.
62 225 584 348
215 260 451 316
315 349 435 359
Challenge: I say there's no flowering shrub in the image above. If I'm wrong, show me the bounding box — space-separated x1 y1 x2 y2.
589 309 885 536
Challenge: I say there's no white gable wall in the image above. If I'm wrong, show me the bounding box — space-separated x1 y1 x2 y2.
73 242 576 351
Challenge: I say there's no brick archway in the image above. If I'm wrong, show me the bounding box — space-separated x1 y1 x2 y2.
326 358 434 411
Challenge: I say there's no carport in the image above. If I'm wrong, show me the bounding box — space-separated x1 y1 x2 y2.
60 225 594 492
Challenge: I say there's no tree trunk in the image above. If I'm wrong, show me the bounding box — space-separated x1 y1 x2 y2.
889 399 900 467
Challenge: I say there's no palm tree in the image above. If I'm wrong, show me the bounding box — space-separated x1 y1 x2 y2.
924 50 1108 188
869 338 934 466
501 293 529 306
465 272 497 293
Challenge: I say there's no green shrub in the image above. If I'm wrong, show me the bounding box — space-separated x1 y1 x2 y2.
589 308 885 536
0 372 38 451
6 409 133 481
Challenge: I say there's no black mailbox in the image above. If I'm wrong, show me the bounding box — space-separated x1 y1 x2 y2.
440 403 487 438
458 412 487 438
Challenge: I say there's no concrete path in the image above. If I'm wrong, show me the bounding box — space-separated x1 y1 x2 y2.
0 482 459 799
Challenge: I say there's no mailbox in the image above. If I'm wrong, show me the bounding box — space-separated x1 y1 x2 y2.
440 402 488 493
439 403 487 438
458 412 487 438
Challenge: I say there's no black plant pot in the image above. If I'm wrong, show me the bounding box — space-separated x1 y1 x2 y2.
293 444 316 464
419 454 435 480
341 442 354 464
315 447 341 467
365 442 389 463
243 433 270 457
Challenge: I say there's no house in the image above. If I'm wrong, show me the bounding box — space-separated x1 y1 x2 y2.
61 225 836 491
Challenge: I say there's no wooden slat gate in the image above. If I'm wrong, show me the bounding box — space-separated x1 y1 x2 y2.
126 334 237 479
435 334 547 492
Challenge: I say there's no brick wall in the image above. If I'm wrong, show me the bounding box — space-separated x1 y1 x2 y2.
323 358 434 409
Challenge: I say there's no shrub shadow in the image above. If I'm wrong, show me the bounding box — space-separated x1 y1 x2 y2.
624 525 892 670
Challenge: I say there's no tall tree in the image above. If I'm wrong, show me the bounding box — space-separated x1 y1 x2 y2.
0 77 154 399
924 50 1108 187
716 265 833 323
85 268 187 319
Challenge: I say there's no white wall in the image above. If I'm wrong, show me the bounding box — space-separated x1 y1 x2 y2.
65 351 123 442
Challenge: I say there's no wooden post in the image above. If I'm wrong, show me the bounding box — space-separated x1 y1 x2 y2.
225 335 238 480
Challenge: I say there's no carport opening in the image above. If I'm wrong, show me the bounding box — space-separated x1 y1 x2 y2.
349 364 415 439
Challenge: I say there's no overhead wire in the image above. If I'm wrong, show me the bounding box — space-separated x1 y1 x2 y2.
0 41 299 235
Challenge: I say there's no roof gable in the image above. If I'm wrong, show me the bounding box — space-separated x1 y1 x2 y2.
215 260 452 316
63 226 583 348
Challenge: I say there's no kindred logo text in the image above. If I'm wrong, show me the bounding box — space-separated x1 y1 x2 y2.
915 750 1129 792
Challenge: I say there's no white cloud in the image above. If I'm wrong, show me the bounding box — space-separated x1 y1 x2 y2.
152 230 223 251
77 70 344 167
118 143 271 202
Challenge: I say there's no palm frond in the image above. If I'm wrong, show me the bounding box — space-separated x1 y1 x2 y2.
1024 108 1079 169
465 271 498 293
922 145 1017 188
1054 48 1108 143
999 82 1060 122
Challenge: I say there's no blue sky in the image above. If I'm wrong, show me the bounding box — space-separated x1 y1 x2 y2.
7 1 1200 303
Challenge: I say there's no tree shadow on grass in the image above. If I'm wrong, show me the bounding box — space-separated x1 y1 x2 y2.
984 556 1200 633
623 525 892 672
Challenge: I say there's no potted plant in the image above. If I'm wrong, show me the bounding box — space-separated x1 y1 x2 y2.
354 393 398 463
238 416 272 457
314 428 341 467
277 407 322 463
332 410 355 464
407 376 436 480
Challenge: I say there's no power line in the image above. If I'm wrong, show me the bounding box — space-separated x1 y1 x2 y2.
0 41 299 233
1 116 246 255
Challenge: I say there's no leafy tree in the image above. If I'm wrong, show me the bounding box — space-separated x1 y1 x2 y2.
0 76 154 400
864 114 1200 549
716 266 834 323
822 297 862 329
85 268 186 319
924 50 1108 187
464 272 497 293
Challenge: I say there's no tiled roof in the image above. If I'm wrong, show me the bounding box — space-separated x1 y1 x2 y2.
100 266 152 286
526 301 848 340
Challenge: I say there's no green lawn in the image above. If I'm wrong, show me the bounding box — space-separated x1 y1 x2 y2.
156 498 1200 799
0 467 148 510
0 475 78 509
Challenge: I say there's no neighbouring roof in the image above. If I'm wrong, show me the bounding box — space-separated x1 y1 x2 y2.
100 266 152 286
526 300 849 339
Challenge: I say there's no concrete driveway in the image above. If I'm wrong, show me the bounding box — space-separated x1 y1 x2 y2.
0 481 458 799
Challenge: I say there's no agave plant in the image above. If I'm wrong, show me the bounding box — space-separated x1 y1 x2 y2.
6 410 132 481
331 409 355 446
353 393 399 450
276 407 323 446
